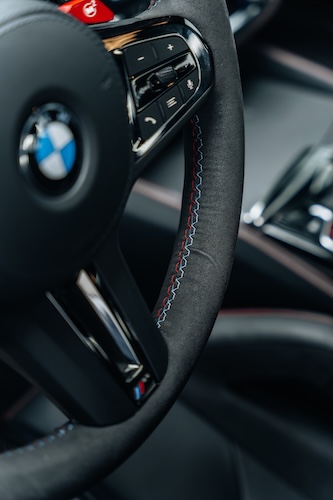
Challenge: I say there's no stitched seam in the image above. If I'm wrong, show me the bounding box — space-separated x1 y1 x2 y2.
2 422 76 458
156 115 203 329
148 0 162 10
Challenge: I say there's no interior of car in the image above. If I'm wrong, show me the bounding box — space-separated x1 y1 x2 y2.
0 0 332 499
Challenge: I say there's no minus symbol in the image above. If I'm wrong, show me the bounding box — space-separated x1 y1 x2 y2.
137 56 145 61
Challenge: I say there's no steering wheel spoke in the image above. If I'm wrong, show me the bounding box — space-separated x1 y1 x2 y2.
0 229 168 427
0 294 135 426
91 233 168 382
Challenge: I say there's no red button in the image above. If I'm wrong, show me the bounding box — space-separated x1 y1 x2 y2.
59 0 114 25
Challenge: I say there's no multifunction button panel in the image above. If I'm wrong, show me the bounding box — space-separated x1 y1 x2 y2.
125 37 198 139
98 17 213 165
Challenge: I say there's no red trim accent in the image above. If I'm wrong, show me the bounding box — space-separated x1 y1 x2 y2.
138 381 146 395
59 0 114 25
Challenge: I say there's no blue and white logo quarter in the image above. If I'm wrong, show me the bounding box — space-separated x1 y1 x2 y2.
19 103 80 192
35 121 76 181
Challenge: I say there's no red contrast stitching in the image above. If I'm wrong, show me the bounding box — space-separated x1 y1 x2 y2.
156 115 203 328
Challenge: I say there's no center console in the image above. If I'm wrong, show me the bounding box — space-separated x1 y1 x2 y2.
244 126 333 262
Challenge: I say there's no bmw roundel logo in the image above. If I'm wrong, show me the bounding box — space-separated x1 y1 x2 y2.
19 103 81 193
35 120 76 181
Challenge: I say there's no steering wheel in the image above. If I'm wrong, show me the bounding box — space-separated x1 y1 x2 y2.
0 0 243 497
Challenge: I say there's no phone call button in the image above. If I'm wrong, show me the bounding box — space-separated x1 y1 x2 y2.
138 102 164 142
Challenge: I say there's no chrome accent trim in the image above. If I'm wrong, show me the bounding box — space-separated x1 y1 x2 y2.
230 3 261 33
262 224 330 260
244 146 332 227
48 291 142 377
76 270 142 374
242 201 265 226
46 291 106 358
244 140 333 259
309 204 333 253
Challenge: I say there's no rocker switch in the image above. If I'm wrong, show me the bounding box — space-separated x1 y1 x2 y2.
124 43 157 76
152 36 188 62
148 66 178 91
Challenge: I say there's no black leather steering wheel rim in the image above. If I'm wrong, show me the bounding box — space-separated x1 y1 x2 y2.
0 0 244 498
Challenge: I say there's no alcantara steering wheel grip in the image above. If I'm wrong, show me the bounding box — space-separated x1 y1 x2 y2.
0 0 243 498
